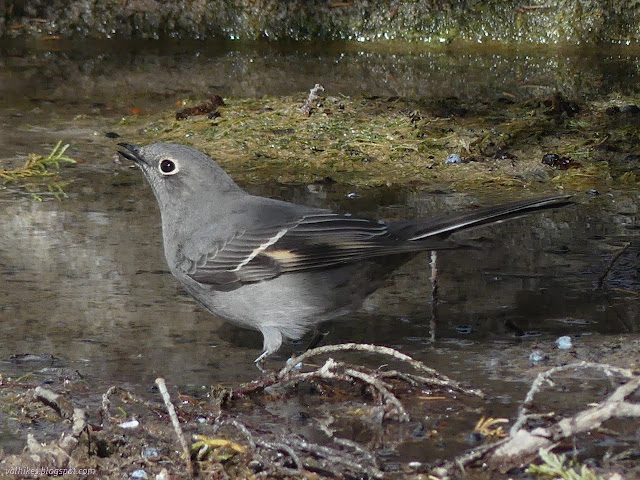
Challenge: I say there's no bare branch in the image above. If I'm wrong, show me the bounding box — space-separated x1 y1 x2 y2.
155 377 194 477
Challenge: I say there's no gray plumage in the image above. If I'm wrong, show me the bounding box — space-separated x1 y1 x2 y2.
118 142 571 364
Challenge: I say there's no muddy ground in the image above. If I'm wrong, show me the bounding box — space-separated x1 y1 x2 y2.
1 336 639 479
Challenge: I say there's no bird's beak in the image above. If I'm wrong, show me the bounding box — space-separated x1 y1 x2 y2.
117 143 143 164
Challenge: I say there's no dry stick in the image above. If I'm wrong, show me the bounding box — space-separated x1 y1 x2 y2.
511 361 636 436
299 83 325 115
212 418 257 450
33 387 87 457
59 408 87 453
345 367 410 421
437 363 640 476
279 342 484 398
285 436 384 479
255 439 304 470
35 386 75 419
378 369 482 396
155 377 194 477
493 375 640 462
291 357 409 421
100 385 157 424
282 343 440 379
491 362 640 462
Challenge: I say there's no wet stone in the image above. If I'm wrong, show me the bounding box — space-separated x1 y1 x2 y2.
445 153 462 164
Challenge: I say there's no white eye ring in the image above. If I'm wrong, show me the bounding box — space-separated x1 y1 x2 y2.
159 158 179 175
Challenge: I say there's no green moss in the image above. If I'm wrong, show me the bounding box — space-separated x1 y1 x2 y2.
114 90 640 193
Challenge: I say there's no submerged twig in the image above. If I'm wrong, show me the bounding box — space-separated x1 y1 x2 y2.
429 250 439 342
596 241 634 289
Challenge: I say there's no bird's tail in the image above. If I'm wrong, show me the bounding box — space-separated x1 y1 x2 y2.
391 194 573 241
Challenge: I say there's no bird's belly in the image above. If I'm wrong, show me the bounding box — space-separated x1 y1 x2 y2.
177 265 387 341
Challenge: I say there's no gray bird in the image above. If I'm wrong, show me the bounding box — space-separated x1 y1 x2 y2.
117 142 571 364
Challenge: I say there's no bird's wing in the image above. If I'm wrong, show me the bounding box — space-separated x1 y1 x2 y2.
181 194 572 287
181 212 414 286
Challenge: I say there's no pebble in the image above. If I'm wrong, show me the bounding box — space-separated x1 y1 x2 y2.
529 351 547 364
141 447 159 459
621 104 640 114
541 153 560 166
555 335 573 350
119 419 140 429
445 153 462 164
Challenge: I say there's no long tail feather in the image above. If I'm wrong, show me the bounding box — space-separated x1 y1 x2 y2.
390 194 573 241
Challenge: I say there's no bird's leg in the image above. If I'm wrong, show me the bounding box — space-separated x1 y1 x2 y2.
254 351 269 373
254 326 283 370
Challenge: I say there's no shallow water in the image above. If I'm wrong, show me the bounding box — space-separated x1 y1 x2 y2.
1 167 636 381
1 39 639 461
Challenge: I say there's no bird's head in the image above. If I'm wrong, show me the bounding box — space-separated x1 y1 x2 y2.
117 142 242 213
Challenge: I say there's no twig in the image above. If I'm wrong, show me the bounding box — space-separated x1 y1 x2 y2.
491 364 640 468
596 241 632 289
100 385 157 424
299 83 325 116
279 343 484 398
429 250 438 342
282 357 409 421
283 343 438 379
492 375 640 464
255 439 303 470
35 386 75 419
511 361 635 435
345 367 409 421
155 377 193 477
436 362 640 476
378 369 483 397
59 408 87 453
285 436 384 479
211 418 256 450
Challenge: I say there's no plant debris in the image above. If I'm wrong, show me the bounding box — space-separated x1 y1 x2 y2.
176 94 225 120
2 344 637 479
0 141 77 200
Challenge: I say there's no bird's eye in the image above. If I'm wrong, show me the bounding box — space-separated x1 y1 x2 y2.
159 159 178 175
